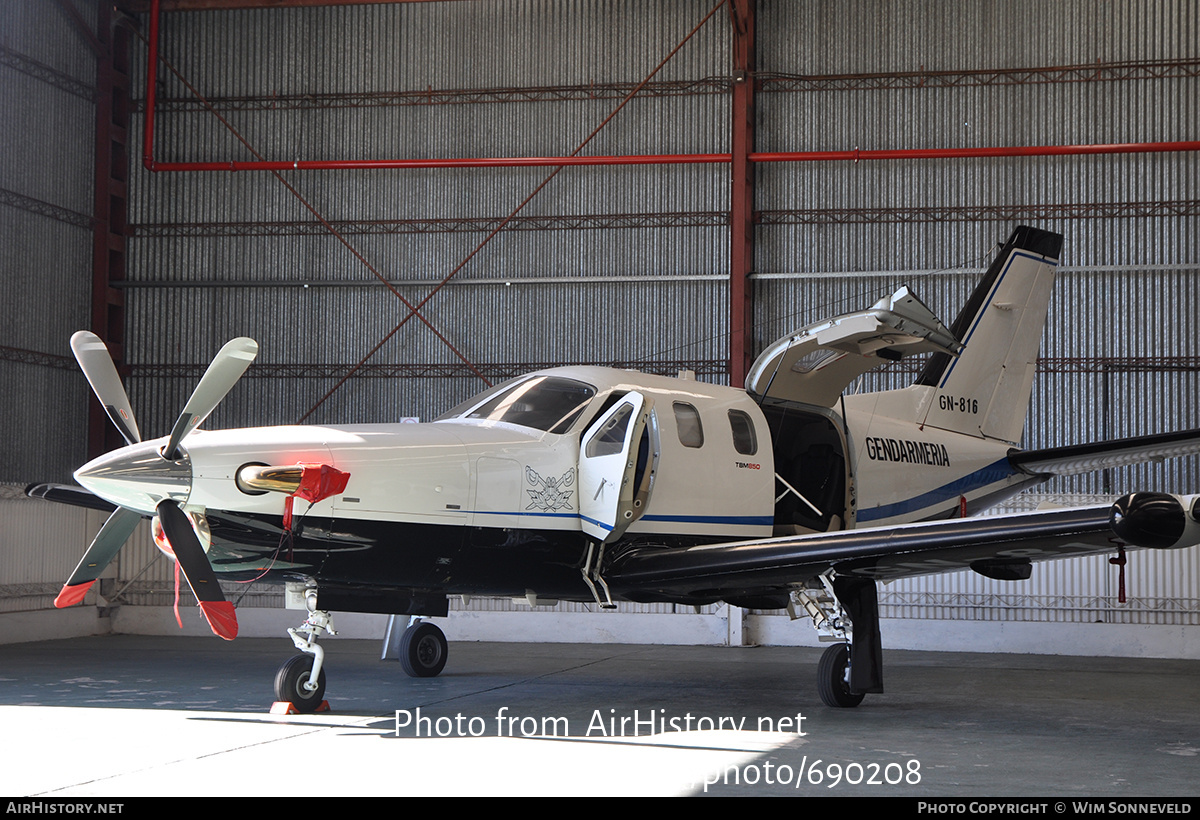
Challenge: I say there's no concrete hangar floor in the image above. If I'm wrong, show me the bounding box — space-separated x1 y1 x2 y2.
1 635 1197 797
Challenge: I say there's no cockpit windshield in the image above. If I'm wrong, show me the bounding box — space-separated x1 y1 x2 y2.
448 376 596 433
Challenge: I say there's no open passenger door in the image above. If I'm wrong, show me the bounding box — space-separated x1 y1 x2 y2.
579 392 652 543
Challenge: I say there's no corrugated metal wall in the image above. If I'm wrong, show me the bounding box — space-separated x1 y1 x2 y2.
2 0 1196 630
125 0 732 432
0 0 95 485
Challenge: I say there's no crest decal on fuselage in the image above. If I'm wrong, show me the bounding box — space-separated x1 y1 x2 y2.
525 466 576 512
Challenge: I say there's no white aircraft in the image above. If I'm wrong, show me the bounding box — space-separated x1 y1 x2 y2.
30 225 1200 712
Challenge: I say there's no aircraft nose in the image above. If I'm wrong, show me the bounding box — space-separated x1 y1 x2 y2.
74 440 192 515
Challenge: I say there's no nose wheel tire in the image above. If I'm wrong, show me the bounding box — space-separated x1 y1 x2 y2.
817 643 865 708
274 654 327 712
400 621 448 678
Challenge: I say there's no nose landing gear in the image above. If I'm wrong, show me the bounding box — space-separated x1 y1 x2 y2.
274 653 327 712
273 586 336 713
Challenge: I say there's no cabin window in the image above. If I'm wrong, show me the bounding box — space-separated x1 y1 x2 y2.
463 376 596 433
728 409 757 455
673 402 704 448
585 402 635 458
791 348 840 374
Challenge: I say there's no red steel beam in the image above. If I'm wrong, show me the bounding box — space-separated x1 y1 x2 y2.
139 0 1200 398
728 0 755 388
143 0 1200 172
143 145 1200 172
143 0 160 173
751 143 1200 162
91 3 133 458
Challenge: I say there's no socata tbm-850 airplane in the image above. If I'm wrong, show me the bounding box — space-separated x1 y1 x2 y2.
30 225 1200 712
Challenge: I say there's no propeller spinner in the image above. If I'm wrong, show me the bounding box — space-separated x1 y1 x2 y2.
57 332 258 641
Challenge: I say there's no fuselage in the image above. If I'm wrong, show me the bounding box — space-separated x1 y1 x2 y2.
74 365 1038 603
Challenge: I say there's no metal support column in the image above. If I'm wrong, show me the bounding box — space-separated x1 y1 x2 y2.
90 3 132 458
728 0 756 388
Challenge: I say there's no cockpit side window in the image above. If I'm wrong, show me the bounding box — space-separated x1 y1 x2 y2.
435 376 520 421
461 376 596 433
584 402 635 458
578 390 628 434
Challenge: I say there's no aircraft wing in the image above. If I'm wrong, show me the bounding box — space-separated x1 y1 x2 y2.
26 482 118 513
607 494 1200 601
1010 428 1200 476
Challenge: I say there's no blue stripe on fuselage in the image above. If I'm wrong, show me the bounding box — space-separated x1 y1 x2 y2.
856 457 1018 522
640 513 775 527
464 510 774 533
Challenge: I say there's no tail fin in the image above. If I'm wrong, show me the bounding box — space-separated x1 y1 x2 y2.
913 226 1062 444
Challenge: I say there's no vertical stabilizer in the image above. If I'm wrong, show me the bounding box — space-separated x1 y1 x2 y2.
913 226 1062 444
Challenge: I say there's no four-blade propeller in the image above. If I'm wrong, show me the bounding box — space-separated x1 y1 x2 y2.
56 331 258 640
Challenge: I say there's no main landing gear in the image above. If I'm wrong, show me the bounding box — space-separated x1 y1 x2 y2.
790 572 882 708
816 643 864 708
397 618 448 678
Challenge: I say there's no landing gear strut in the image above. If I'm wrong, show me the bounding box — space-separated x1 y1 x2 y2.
790 572 882 708
274 585 336 713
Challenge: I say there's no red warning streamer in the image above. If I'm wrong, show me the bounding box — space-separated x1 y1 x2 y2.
283 464 351 530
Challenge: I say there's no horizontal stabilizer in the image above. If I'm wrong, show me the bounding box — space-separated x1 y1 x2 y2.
1012 428 1200 476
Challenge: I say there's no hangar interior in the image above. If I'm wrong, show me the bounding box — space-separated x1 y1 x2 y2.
1 0 1197 657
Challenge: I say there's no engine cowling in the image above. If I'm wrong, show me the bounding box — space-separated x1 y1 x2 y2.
1110 492 1200 550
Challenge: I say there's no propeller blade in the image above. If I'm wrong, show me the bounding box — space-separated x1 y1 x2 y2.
162 337 258 461
70 331 141 445
155 500 238 640
55 506 142 608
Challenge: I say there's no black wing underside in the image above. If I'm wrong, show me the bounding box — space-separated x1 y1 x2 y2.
25 482 117 513
608 504 1126 600
609 426 1200 602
